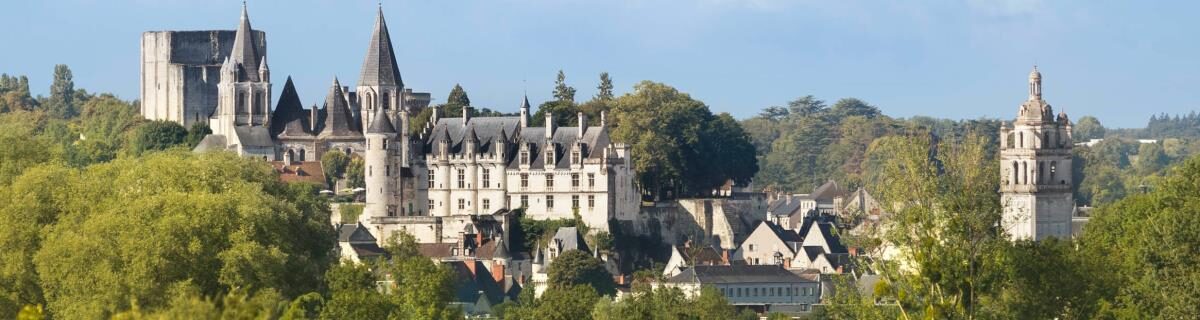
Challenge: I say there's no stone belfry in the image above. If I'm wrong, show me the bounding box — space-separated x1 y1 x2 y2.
212 3 271 144
999 66 1075 240
356 6 405 133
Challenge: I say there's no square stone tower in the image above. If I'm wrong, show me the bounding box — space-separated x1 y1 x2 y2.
999 67 1075 240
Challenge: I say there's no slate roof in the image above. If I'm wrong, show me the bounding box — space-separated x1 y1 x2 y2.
229 4 262 82
809 180 846 200
193 134 228 153
666 265 812 284
814 223 849 254
337 223 377 243
270 77 309 137
233 126 274 147
768 197 804 218
366 105 396 134
761 220 803 243
551 227 589 253
318 78 362 139
357 8 403 88
351 243 387 260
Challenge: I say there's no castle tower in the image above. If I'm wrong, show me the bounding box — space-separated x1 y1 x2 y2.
364 106 398 229
209 3 272 157
357 6 405 132
1000 66 1074 240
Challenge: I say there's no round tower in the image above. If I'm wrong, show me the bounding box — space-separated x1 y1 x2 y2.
364 106 398 226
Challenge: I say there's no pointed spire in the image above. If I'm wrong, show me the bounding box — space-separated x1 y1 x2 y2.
520 95 531 128
366 102 397 134
230 2 261 82
358 7 403 88
270 76 308 137
320 77 362 138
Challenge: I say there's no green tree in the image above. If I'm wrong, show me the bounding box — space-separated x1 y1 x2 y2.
1072 116 1105 142
553 70 576 103
595 72 614 101
0 74 37 112
125 120 189 155
1134 142 1169 174
321 150 350 188
829 97 881 120
536 285 599 320
547 250 616 296
346 157 365 189
787 95 826 117
185 122 212 148
447 83 471 107
20 151 333 319
45 65 77 119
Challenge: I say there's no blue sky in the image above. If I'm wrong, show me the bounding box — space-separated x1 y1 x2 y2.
1 0 1197 128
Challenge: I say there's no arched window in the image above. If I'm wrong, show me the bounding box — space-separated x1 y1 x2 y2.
1011 161 1018 185
299 149 306 161
1021 161 1028 184
1042 132 1049 149
1038 162 1045 184
255 92 265 115
382 92 391 110
286 149 295 161
236 93 246 114
1018 132 1024 148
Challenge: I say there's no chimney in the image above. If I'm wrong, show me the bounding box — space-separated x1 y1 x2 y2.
462 105 470 125
722 249 730 265
600 110 607 127
784 259 792 269
492 261 505 283
577 112 587 136
476 232 483 250
545 113 555 139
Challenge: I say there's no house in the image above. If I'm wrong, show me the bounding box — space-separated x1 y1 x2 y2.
734 221 802 267
662 244 730 278
767 180 848 229
336 223 387 263
660 265 822 315
792 222 852 274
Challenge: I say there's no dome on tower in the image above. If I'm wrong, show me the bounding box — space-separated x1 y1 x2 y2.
1029 66 1041 81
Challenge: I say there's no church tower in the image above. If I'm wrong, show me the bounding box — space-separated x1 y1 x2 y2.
211 3 272 156
999 67 1074 240
356 6 405 133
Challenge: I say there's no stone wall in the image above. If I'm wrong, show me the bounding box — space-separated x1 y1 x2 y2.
140 30 266 128
634 195 768 250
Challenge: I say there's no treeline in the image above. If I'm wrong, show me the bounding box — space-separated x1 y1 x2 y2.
741 95 1000 193
1063 115 1200 205
823 132 1200 319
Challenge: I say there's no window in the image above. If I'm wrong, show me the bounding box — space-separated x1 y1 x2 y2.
428 169 435 188
458 199 466 210
572 195 580 209
571 174 580 188
737 288 742 297
520 174 529 189
720 288 726 296
588 173 595 187
299 149 306 161
428 199 434 210
545 174 554 189
520 195 529 208
368 166 372 177
482 168 491 188
382 138 389 150
386 165 391 177
387 205 396 217
749 244 756 252
236 93 246 114
457 169 465 188
546 150 555 166
483 199 491 210
520 150 530 165
571 150 581 164
588 195 595 208
546 196 555 209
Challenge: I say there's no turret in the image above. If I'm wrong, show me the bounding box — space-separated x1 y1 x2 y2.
364 106 397 224
520 95 531 128
258 56 270 83
464 125 478 157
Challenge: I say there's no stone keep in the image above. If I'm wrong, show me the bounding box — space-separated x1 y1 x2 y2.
999 67 1074 240
140 28 266 128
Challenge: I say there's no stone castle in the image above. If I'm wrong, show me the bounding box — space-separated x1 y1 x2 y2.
999 67 1075 240
140 5 640 244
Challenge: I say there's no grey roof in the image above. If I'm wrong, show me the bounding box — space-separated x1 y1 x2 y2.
814 223 849 254
802 246 825 261
666 265 812 284
270 77 309 137
809 180 846 200
427 117 521 156
768 197 804 217
318 78 362 139
366 106 396 134
357 8 403 88
761 220 802 243
551 227 589 253
234 126 274 147
192 134 228 153
493 238 510 260
338 223 377 243
229 4 261 82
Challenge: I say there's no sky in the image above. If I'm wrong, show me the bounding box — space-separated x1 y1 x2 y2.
1 0 1197 128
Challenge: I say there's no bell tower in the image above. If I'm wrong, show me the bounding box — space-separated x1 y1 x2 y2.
999 66 1075 240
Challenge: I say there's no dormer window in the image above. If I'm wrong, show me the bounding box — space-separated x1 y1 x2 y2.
571 150 581 165
545 149 555 166
520 149 530 165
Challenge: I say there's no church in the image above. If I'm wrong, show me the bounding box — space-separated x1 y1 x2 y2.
999 67 1075 240
139 4 640 244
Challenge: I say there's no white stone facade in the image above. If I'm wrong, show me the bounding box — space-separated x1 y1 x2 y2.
999 67 1075 241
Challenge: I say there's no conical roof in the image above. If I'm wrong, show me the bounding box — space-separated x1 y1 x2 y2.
319 77 362 138
270 77 306 137
366 105 397 134
357 7 403 88
493 238 511 260
229 3 261 82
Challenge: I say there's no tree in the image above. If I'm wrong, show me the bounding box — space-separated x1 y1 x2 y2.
595 72 614 101
185 122 212 148
346 157 365 189
829 97 881 120
321 150 350 188
0 74 37 112
1073 116 1105 142
126 120 189 155
1077 154 1200 318
18 151 333 319
553 70 576 103
535 285 599 320
1134 142 1168 174
45 65 77 119
787 95 826 117
447 83 471 108
547 250 616 296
